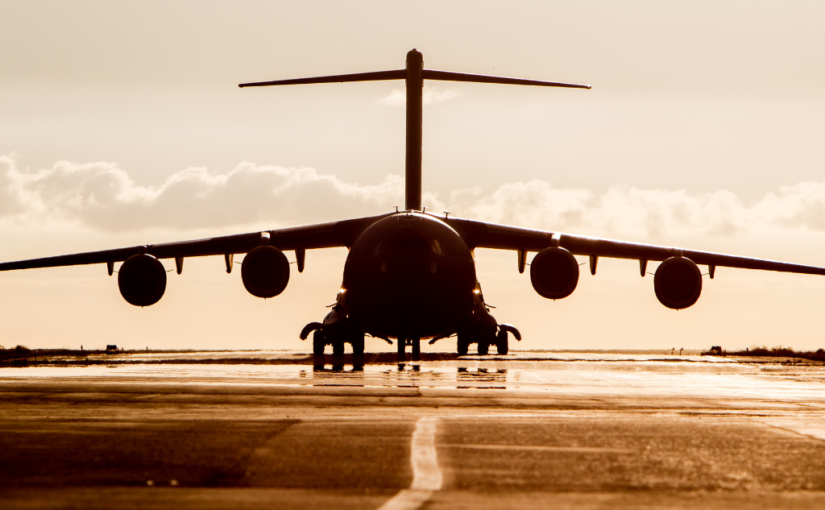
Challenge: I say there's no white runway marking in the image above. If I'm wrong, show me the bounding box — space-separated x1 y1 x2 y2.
378 417 442 510
757 416 825 442
441 443 634 454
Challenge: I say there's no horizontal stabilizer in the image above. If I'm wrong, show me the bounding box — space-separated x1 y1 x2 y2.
239 69 406 88
240 69 590 90
422 69 591 89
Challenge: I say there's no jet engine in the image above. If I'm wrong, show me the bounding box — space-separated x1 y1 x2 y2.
654 257 702 309
118 254 167 307
241 246 290 298
530 247 579 299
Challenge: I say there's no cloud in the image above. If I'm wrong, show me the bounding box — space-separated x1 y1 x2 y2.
454 182 752 237
0 155 410 231
380 86 459 106
1 154 825 237
453 180 825 237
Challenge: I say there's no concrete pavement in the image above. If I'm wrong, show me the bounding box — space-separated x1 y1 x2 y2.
2 354 825 509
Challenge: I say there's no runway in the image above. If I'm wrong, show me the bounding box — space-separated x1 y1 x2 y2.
2 352 825 509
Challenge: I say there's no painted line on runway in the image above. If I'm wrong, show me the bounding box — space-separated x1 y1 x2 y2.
410 417 443 490
440 443 633 454
378 417 442 510
757 417 825 442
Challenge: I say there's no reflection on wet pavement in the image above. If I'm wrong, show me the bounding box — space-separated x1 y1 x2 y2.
4 353 825 402
4 352 825 510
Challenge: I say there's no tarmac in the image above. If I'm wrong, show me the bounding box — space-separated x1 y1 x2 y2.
2 351 825 509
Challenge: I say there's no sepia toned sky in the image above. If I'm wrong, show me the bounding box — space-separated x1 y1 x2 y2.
1 1 825 351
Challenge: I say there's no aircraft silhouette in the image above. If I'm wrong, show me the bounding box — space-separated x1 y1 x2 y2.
2 49 825 360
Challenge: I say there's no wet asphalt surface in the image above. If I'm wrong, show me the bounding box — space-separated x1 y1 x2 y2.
2 352 825 509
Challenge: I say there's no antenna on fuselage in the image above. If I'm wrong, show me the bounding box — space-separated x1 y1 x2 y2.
239 50 591 212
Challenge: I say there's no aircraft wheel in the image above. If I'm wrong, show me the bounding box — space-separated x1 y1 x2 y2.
397 335 406 360
496 330 509 355
456 331 470 356
333 339 345 356
477 341 489 355
351 332 365 357
313 330 325 356
412 336 421 360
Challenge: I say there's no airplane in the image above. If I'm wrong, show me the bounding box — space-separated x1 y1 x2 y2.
2 49 825 361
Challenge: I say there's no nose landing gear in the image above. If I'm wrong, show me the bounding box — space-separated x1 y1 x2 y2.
396 333 421 361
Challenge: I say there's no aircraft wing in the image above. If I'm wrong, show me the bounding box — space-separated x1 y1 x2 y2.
446 217 825 276
0 214 388 272
3 211 823 277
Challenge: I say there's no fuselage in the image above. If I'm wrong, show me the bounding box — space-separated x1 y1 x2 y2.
342 212 477 339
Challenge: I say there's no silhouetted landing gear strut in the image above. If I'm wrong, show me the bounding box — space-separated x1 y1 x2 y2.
457 336 469 356
312 330 325 356
396 336 405 360
453 323 521 356
351 333 365 357
309 328 365 356
396 334 422 361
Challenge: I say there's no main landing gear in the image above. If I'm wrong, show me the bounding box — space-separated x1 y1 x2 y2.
451 284 520 356
310 328 365 357
301 296 368 364
456 324 520 356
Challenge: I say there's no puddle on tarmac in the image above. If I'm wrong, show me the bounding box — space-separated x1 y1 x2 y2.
3 352 825 401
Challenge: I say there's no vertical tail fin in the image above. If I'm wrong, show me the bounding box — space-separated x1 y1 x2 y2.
239 50 590 212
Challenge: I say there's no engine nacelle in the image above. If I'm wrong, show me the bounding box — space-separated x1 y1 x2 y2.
241 245 290 298
530 247 580 299
654 257 702 309
118 254 167 307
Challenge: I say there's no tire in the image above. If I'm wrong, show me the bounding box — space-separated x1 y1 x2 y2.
351 332 365 357
313 330 325 356
496 330 509 355
477 341 489 355
397 335 406 359
457 331 469 356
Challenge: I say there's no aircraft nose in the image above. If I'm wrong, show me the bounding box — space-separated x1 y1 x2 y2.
381 255 436 278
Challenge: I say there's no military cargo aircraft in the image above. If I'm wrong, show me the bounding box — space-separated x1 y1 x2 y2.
2 50 824 360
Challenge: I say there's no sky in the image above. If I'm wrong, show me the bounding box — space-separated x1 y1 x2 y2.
1 0 825 352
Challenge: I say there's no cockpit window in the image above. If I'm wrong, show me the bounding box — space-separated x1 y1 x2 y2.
373 230 441 254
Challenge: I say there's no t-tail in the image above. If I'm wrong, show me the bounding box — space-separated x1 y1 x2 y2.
239 49 591 211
